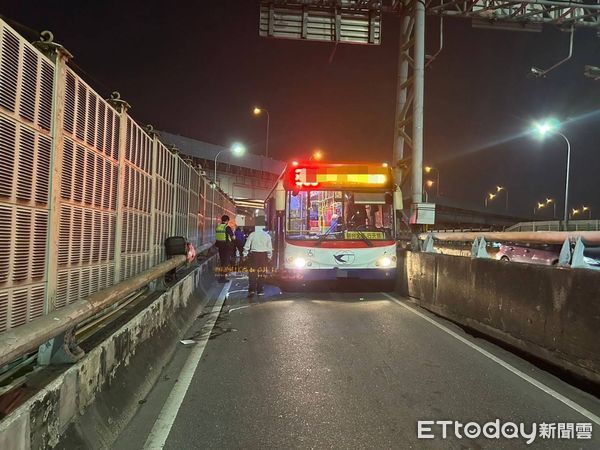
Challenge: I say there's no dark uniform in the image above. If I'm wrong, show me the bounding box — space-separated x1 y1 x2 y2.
215 215 234 282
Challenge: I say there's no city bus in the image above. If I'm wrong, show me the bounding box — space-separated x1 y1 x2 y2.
264 161 401 288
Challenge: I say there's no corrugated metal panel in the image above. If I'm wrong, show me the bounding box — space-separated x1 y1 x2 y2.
174 157 190 238
0 18 237 334
0 20 53 332
120 118 152 280
188 168 201 248
56 68 119 308
259 1 382 45
153 142 176 264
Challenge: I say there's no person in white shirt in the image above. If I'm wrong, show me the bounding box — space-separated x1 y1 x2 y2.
243 226 273 297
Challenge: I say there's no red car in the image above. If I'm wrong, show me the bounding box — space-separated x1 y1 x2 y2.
496 244 560 266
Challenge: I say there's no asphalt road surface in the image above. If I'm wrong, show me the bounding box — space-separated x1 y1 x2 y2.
116 276 600 449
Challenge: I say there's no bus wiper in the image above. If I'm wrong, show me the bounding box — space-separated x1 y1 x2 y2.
354 229 374 247
314 225 337 247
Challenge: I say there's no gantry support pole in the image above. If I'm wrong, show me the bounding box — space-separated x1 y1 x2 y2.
393 9 412 186
412 0 425 205
394 0 425 207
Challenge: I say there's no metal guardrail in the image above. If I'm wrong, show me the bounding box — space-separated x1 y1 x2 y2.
419 231 600 245
418 231 600 270
0 255 186 369
506 220 600 232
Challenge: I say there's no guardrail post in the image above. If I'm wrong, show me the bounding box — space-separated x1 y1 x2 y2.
144 126 160 291
170 146 180 236
32 36 84 365
32 35 72 315
107 92 130 284
38 327 84 365
145 125 159 268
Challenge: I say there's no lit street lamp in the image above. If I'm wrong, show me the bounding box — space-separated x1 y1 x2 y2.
424 166 440 196
546 198 556 218
253 106 270 158
570 208 580 219
211 142 246 236
532 120 571 229
571 205 592 219
484 192 496 207
496 185 508 211
582 205 591 219
423 180 434 203
310 149 323 161
534 202 545 215
214 142 246 185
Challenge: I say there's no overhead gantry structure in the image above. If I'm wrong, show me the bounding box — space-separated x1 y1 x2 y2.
259 0 600 215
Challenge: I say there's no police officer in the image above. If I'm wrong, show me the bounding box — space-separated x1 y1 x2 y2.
215 215 234 282
243 226 273 297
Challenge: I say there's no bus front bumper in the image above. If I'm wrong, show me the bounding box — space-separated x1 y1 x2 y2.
278 267 396 281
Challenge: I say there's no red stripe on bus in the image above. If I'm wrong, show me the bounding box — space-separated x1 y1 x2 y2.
285 240 395 248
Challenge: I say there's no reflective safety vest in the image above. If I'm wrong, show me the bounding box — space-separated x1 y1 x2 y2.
215 223 228 242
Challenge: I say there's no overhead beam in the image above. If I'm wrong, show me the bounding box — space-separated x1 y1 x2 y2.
428 0 600 28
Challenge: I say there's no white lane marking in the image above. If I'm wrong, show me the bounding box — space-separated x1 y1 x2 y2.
381 292 600 426
226 289 249 296
228 305 250 314
143 282 230 449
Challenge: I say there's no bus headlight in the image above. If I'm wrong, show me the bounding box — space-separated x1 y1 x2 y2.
377 256 392 267
293 257 307 268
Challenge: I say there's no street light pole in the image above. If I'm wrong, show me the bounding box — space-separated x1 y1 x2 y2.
496 186 508 212
485 192 496 208
533 122 572 230
253 107 270 158
213 150 223 186
265 109 270 158
557 131 571 230
211 149 223 242
211 143 246 239
425 166 441 197
545 199 556 218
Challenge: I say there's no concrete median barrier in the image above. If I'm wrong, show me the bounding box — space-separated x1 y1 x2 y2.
0 256 217 449
397 250 600 384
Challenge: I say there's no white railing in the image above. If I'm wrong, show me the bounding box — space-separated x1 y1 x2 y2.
0 19 235 334
506 220 600 232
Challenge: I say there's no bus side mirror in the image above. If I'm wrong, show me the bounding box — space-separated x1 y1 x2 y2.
393 188 403 211
275 181 286 211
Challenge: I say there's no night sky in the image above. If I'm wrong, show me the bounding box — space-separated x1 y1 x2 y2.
4 1 600 217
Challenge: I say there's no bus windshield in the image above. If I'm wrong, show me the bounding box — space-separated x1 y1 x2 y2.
286 190 393 240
